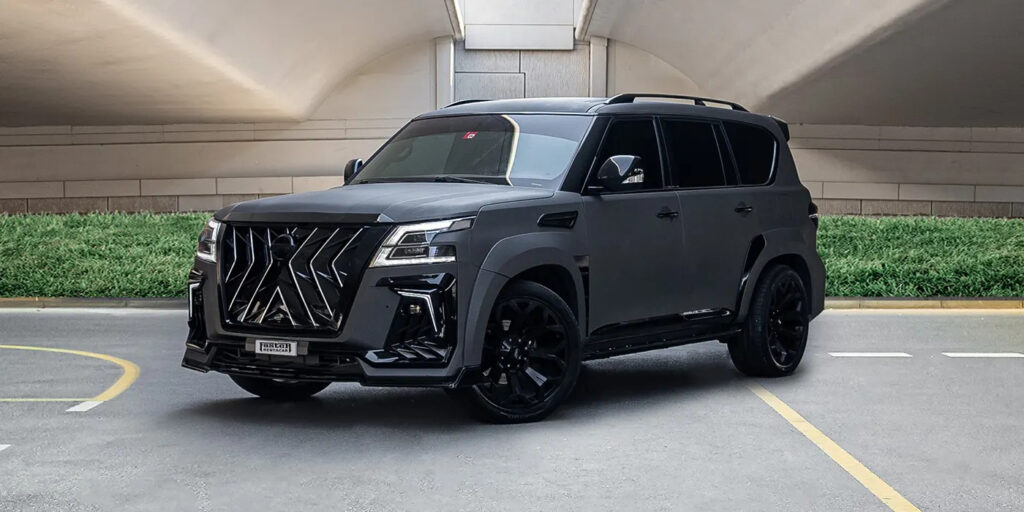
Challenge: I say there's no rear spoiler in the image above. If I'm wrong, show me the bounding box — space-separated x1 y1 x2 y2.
770 116 790 141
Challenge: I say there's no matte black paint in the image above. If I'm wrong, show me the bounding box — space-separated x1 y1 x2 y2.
184 97 825 387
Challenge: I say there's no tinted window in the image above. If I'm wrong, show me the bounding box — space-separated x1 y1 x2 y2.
594 119 662 190
661 119 726 188
353 114 591 189
724 122 777 185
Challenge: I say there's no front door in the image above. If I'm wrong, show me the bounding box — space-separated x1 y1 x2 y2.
583 118 687 333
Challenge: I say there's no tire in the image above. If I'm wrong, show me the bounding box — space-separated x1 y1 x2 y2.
728 265 810 377
230 375 330 401
452 280 582 423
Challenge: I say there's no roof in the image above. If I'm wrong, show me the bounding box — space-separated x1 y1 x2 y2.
416 95 787 138
419 97 607 117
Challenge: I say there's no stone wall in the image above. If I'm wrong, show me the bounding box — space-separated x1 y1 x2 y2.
453 41 589 100
791 125 1024 217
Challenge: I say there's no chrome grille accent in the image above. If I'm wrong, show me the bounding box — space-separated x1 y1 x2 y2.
220 223 381 332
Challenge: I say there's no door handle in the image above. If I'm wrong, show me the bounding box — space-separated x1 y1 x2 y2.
656 208 680 219
734 203 754 214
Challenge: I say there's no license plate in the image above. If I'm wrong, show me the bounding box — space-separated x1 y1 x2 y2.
254 340 297 356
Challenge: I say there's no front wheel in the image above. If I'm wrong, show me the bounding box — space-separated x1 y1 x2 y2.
453 280 582 423
230 375 330 401
728 265 810 377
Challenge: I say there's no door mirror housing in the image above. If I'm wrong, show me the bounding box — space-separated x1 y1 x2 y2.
343 158 363 183
594 155 644 192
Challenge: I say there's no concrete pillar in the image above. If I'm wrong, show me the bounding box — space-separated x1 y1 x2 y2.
589 36 607 97
435 36 455 108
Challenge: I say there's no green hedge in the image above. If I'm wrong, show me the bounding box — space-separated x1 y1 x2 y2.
1 213 1022 298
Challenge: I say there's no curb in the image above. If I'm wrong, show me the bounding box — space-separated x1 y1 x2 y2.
0 297 187 309
824 298 1024 309
0 297 1022 310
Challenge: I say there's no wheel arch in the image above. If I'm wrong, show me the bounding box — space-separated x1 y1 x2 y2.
462 233 587 367
735 229 819 320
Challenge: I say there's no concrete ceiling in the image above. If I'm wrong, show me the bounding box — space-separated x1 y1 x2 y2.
759 0 1024 126
583 0 1024 126
0 0 457 126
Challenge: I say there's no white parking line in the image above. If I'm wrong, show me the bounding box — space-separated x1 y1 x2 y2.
66 401 103 413
829 352 912 358
941 352 1024 358
0 444 10 453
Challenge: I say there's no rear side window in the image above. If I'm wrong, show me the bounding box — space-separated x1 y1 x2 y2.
661 119 726 188
724 122 777 185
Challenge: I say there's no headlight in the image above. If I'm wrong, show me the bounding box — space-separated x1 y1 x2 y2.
370 217 472 267
196 218 222 263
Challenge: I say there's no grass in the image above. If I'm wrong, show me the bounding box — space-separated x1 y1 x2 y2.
0 213 208 298
819 216 1024 297
0 213 1022 298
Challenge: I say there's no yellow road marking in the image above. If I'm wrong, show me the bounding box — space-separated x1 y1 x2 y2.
748 383 921 512
0 345 140 403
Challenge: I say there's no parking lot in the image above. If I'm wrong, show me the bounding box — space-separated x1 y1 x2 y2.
1 308 1022 511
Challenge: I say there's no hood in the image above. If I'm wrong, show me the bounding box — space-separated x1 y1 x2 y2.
217 182 554 224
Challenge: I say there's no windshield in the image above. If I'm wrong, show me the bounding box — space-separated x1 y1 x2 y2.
351 114 592 188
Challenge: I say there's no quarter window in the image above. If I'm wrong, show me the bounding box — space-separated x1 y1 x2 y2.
724 122 777 185
661 119 727 188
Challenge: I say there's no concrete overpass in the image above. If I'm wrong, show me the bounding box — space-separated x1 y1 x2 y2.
0 0 1022 217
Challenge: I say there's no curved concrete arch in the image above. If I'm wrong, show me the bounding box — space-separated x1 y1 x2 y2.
580 0 938 115
0 0 461 125
606 40 703 97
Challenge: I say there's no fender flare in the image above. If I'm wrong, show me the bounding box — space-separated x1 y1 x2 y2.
735 227 817 319
461 232 586 366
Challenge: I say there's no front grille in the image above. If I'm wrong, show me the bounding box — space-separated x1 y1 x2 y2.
219 223 387 333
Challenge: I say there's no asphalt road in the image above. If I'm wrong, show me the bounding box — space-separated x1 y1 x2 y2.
1 308 1022 511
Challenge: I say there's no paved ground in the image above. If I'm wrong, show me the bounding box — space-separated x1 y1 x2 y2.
0 308 1022 511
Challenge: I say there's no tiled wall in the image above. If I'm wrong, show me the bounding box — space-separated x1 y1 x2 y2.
791 125 1024 217
453 41 590 100
0 175 344 214
0 120 393 213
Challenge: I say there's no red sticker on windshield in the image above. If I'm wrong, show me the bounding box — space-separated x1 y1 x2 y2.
463 131 477 139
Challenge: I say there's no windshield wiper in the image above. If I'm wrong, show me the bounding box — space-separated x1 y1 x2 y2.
431 175 497 185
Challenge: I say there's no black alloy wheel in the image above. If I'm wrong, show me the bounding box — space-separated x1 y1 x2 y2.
765 273 807 367
728 265 809 377
454 280 581 423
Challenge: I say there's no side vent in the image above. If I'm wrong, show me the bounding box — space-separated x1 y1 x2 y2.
538 211 578 229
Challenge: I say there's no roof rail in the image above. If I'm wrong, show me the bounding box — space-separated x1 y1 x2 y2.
606 93 748 112
444 99 487 108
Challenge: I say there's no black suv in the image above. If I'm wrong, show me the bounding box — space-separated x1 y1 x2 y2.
182 94 825 423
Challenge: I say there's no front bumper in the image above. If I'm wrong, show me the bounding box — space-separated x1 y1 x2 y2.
181 342 479 388
182 245 479 386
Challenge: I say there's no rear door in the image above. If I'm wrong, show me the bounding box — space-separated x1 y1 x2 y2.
582 117 687 333
660 117 760 313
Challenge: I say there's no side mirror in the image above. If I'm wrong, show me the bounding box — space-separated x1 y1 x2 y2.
594 155 644 192
343 158 363 183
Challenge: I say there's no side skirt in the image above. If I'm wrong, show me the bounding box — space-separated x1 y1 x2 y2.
583 324 742 361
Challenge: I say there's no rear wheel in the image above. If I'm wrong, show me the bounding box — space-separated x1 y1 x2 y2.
230 375 330 400
728 265 809 377
453 280 582 423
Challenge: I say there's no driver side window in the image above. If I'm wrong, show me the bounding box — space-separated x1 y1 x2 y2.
594 119 663 190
